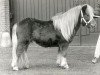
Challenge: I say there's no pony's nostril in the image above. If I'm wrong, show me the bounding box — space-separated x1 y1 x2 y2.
91 23 96 28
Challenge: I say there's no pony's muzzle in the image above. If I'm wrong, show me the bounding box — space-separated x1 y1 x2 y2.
91 20 97 27
88 19 97 28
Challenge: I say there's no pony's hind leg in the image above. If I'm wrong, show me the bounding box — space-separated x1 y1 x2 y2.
11 23 30 71
57 42 69 69
11 37 29 71
21 45 29 69
92 35 100 63
11 41 25 71
24 51 29 69
15 41 29 70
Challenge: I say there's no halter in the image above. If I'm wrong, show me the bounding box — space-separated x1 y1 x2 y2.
81 10 92 25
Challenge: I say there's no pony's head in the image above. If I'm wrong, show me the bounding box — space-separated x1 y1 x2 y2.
81 4 97 28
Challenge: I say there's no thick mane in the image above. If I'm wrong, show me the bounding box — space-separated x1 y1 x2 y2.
52 5 82 41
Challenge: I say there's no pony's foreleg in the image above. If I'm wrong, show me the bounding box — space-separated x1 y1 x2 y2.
57 43 69 69
92 35 100 63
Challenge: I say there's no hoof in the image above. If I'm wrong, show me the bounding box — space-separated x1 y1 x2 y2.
23 65 29 69
57 63 69 69
92 57 97 64
58 63 69 69
12 67 19 71
61 64 69 69
57 64 61 68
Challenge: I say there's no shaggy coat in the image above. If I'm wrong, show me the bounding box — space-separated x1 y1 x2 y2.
16 17 80 47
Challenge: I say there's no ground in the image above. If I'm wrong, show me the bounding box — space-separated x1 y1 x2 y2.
0 42 100 75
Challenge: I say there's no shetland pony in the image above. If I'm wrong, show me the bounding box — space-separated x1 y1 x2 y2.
11 4 97 71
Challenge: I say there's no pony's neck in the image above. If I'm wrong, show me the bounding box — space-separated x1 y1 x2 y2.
74 11 82 33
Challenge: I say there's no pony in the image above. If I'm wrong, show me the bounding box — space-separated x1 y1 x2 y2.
11 4 97 71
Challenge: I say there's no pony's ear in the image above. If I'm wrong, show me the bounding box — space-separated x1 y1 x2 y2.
82 4 87 13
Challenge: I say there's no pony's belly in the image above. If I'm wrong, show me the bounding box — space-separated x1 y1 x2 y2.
32 30 60 47
34 39 59 47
